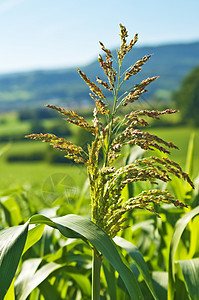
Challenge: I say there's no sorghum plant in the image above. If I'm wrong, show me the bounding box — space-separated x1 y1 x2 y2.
27 24 193 236
26 24 194 299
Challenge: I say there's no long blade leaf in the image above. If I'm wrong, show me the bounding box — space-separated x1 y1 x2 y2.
19 262 64 300
30 214 144 299
0 223 29 299
168 206 199 300
178 259 199 300
114 236 158 300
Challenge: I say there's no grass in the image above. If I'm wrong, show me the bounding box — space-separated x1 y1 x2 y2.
148 126 199 176
0 113 30 137
0 160 87 189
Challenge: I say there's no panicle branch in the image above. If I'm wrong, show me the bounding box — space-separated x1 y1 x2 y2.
98 54 116 89
77 69 106 99
123 190 188 215
27 24 194 239
26 133 87 164
117 24 138 61
89 93 110 115
122 76 159 106
124 55 152 81
96 76 113 91
126 108 178 119
45 104 96 134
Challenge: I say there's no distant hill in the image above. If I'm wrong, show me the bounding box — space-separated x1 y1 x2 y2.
0 41 199 111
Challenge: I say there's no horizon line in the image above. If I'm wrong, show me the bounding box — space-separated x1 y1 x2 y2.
0 38 199 76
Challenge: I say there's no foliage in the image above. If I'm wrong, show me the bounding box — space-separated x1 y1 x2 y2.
0 139 198 299
0 25 197 300
173 65 199 126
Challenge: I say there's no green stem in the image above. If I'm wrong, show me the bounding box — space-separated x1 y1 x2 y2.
103 59 123 167
92 248 102 300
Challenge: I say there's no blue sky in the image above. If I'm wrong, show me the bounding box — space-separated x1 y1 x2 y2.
0 0 199 74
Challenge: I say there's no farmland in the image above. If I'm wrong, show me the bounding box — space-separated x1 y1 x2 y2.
0 65 199 299
1 79 199 300
1 10 199 298
1 113 198 190
1 110 199 299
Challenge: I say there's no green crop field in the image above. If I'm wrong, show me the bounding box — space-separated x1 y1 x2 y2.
1 124 199 300
2 20 199 299
1 126 198 192
0 160 87 189
148 126 199 174
0 112 30 136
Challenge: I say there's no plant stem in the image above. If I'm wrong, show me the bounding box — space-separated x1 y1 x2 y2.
103 59 123 167
92 248 102 300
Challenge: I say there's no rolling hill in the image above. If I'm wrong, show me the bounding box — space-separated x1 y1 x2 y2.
0 40 199 111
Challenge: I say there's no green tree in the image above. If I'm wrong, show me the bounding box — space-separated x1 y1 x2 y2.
173 65 199 126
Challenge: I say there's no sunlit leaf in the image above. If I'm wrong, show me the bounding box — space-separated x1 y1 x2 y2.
152 271 167 300
0 196 23 226
4 278 15 300
114 236 158 300
102 257 117 300
18 262 64 300
178 259 199 300
15 258 42 299
30 214 144 299
168 206 199 300
0 223 29 299
23 224 45 254
68 272 91 296
188 216 199 257
185 133 195 176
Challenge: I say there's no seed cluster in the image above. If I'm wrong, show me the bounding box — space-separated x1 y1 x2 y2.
45 104 96 134
124 55 152 81
98 43 117 89
77 69 106 100
89 93 110 115
26 133 86 164
26 24 194 238
117 24 138 60
122 77 159 106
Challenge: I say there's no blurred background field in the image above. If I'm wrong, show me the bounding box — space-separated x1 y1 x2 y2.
0 0 199 195
0 0 198 235
1 97 199 192
1 121 199 189
1 2 199 298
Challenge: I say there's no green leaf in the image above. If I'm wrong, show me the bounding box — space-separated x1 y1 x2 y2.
185 132 195 176
152 272 168 300
30 214 144 299
102 257 117 300
0 213 145 299
68 272 91 296
30 214 84 239
114 236 158 300
23 224 45 254
168 206 199 300
4 279 15 300
15 258 42 298
189 216 199 257
39 280 61 300
0 196 23 226
0 222 29 299
178 259 199 300
18 261 64 300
